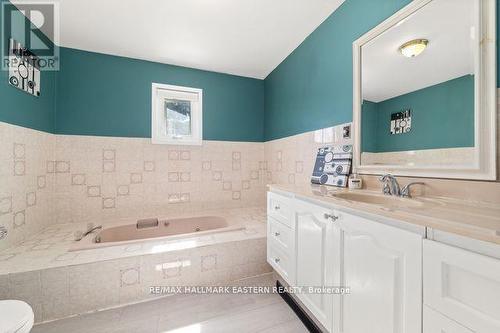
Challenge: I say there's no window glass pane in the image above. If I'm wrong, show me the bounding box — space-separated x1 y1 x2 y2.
164 99 192 136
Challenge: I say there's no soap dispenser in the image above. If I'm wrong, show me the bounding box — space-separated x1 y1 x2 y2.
348 173 363 189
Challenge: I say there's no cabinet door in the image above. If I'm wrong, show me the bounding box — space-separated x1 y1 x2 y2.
424 240 500 332
423 306 474 333
295 199 336 332
335 212 422 333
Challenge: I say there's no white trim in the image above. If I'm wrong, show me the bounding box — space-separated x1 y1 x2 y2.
151 83 203 146
352 0 497 180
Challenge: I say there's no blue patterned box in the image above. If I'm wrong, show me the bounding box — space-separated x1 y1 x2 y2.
311 145 353 188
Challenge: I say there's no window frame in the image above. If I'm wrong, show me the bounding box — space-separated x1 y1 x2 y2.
151 82 203 145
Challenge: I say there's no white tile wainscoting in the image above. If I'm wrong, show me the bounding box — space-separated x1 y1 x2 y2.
53 135 267 226
0 121 268 252
0 122 56 251
0 120 353 253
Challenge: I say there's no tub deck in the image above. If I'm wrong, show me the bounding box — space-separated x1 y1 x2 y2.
0 206 266 275
0 206 271 323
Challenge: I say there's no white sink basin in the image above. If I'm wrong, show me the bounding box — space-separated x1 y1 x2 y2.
331 192 423 208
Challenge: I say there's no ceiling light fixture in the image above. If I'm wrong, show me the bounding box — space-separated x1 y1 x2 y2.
399 39 429 58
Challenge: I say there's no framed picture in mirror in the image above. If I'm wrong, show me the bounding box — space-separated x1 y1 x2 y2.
352 0 496 180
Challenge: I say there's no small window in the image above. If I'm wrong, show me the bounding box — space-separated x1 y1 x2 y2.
152 83 203 145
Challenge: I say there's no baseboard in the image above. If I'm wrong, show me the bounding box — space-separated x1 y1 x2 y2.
276 280 323 333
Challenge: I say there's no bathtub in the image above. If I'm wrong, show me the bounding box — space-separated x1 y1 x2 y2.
70 216 245 251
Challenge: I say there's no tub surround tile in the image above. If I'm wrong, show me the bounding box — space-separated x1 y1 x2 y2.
120 267 141 286
202 161 212 170
102 197 116 209
143 161 155 172
102 160 116 173
37 176 47 189
41 135 266 225
117 185 130 196
168 151 179 160
55 161 70 173
13 160 26 176
0 196 13 215
130 172 143 184
201 254 218 271
26 192 37 207
13 210 26 228
0 206 266 275
0 123 55 251
13 143 26 160
46 161 55 174
87 185 101 197
102 149 116 161
0 207 269 323
180 150 191 160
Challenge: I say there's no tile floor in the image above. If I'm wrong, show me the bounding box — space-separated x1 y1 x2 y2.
32 274 308 333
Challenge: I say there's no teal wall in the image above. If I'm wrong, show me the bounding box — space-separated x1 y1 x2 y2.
264 0 499 141
55 48 264 141
362 75 475 153
361 100 378 152
0 0 56 133
1 0 498 142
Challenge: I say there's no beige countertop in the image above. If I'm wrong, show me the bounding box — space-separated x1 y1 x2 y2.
268 184 500 245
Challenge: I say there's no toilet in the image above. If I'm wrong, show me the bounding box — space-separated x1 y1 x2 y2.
0 300 34 333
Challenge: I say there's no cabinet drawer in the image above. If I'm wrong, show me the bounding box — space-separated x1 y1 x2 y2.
267 241 293 284
268 217 293 254
424 240 500 332
267 192 292 227
423 306 474 333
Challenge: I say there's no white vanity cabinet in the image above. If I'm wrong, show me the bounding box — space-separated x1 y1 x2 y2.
267 192 423 333
294 199 337 332
267 192 296 285
267 190 500 333
333 210 423 333
423 240 500 333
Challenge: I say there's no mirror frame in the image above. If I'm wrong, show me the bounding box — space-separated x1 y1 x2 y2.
352 0 497 180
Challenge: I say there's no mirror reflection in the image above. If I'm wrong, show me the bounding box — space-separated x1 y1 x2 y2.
360 0 478 167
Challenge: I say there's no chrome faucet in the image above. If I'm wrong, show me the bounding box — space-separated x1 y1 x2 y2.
74 223 102 241
400 182 425 198
379 174 424 198
379 174 401 196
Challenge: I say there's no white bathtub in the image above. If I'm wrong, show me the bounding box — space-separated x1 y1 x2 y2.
70 216 244 251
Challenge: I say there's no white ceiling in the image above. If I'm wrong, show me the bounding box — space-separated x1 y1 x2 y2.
362 0 477 102
16 0 345 79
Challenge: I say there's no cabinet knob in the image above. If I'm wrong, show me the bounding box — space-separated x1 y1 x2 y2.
274 232 280 237
324 213 339 222
274 258 280 263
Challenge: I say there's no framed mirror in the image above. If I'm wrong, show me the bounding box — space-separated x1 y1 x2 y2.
353 0 496 180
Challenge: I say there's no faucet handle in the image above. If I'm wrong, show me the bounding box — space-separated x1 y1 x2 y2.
379 174 398 195
381 182 391 195
401 182 425 198
379 174 391 182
